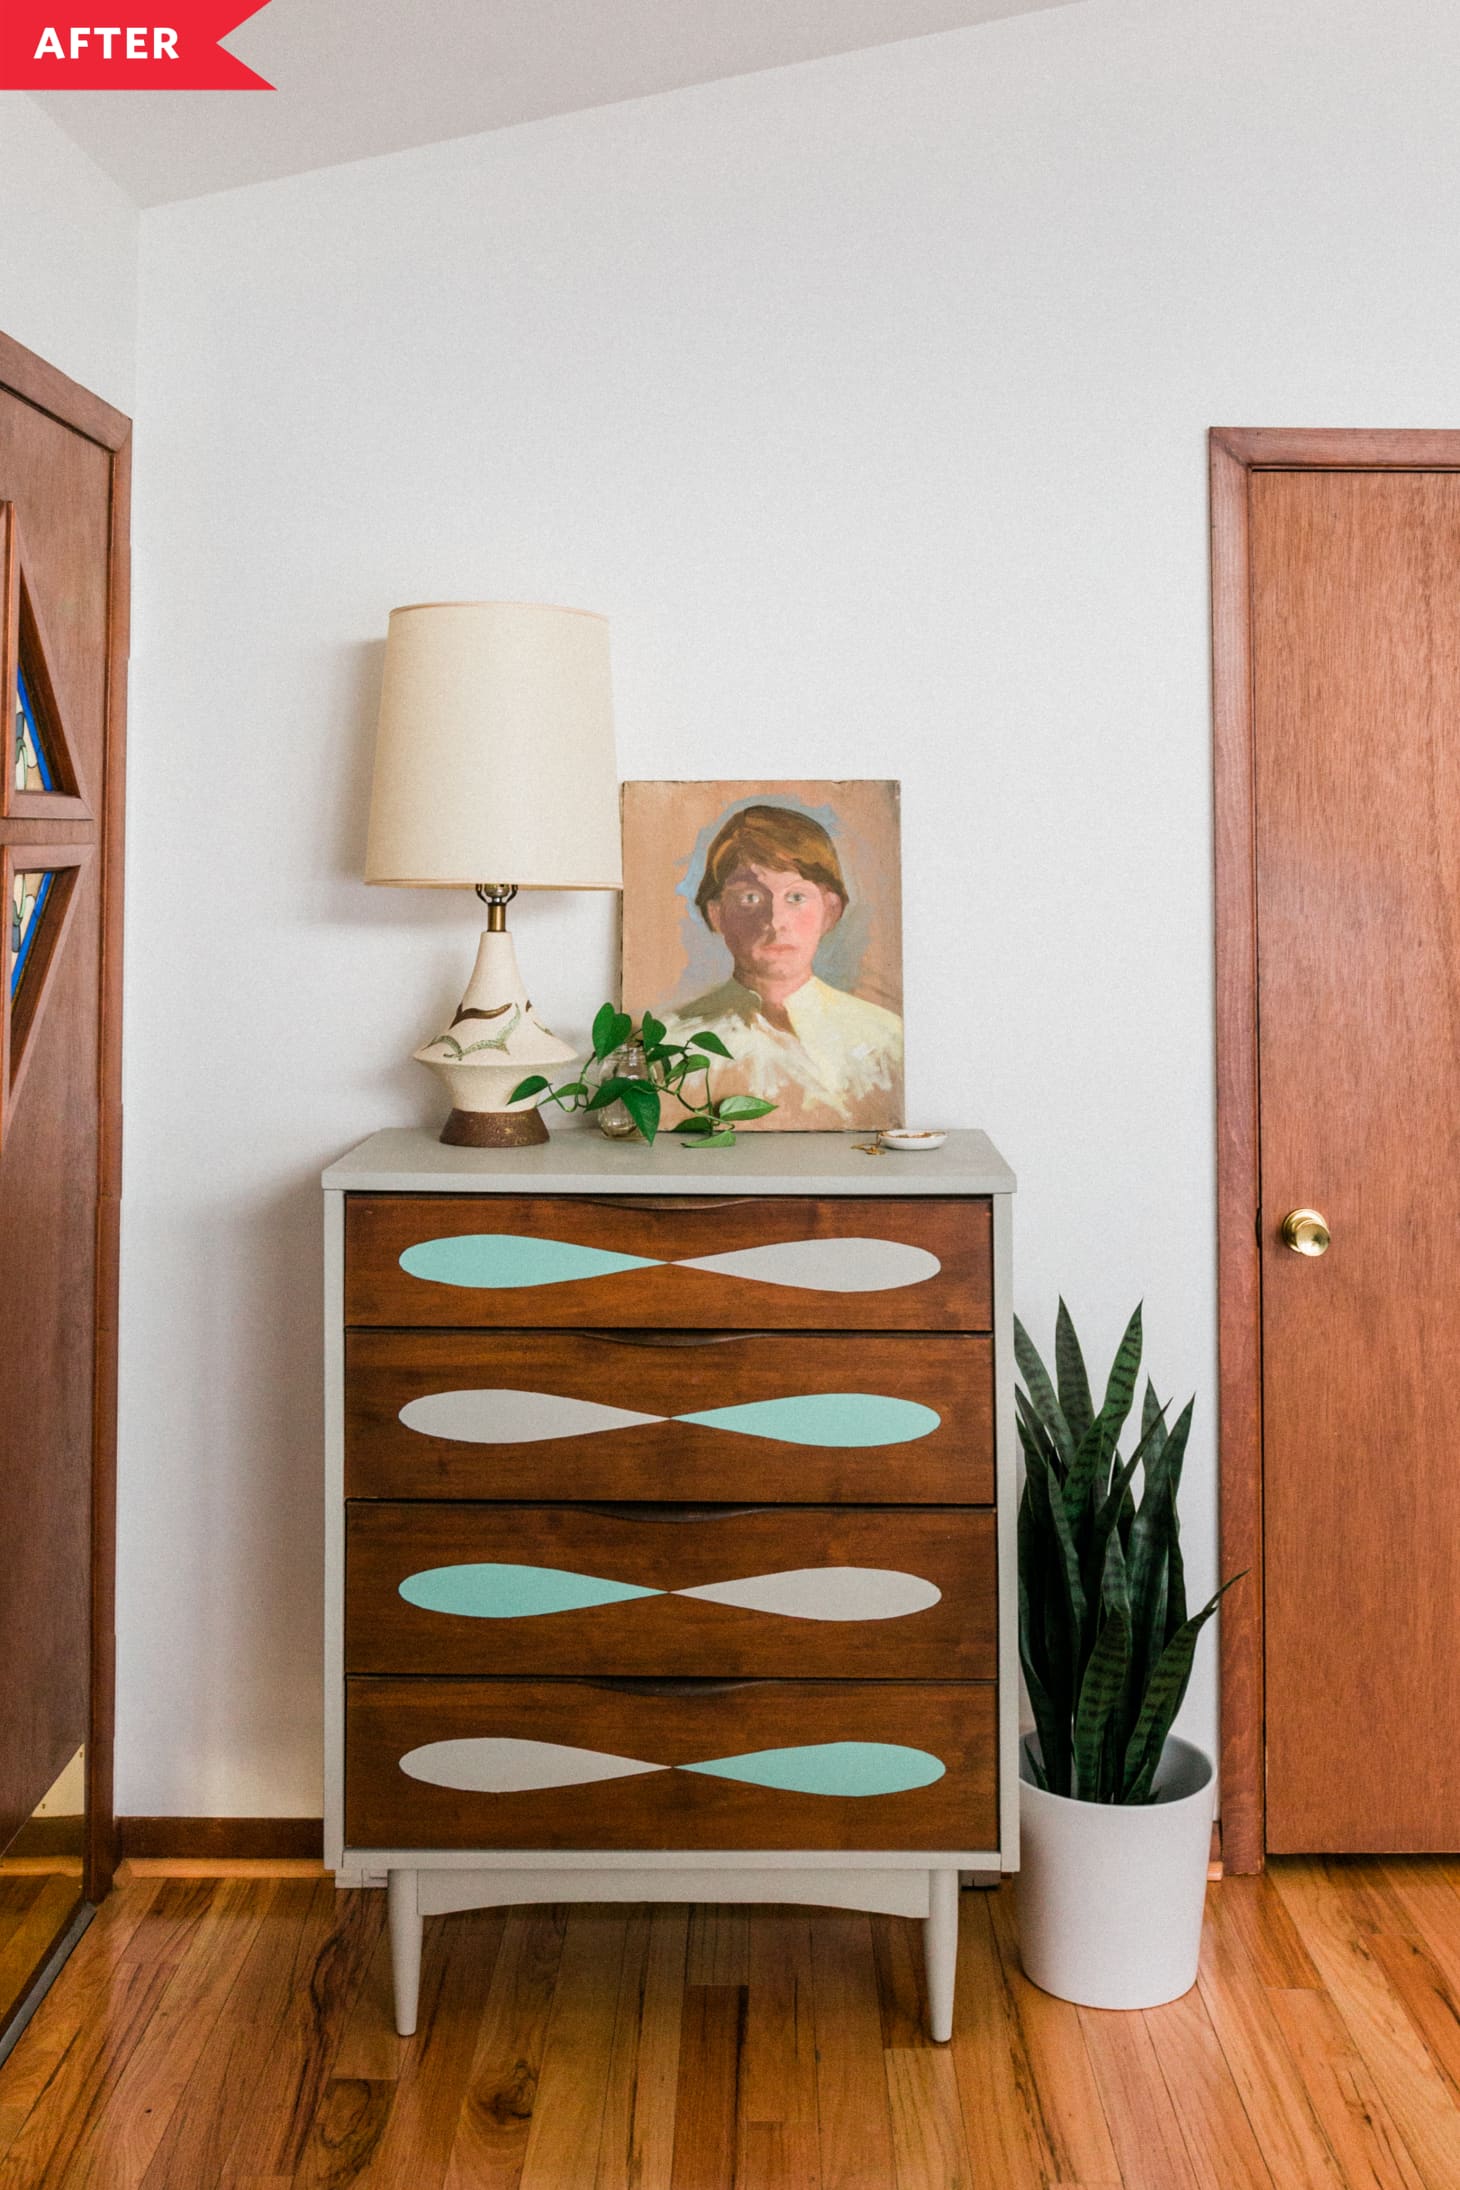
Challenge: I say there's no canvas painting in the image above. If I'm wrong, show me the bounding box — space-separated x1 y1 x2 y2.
621 779 904 1131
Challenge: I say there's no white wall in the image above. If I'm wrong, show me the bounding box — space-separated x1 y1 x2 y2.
0 95 137 413
124 0 1460 1814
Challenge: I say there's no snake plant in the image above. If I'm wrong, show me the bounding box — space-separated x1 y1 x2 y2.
1016 1302 1241 1805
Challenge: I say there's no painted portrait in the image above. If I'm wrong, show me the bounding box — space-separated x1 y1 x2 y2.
621 780 904 1131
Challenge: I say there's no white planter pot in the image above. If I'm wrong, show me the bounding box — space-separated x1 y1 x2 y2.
1017 1734 1214 2009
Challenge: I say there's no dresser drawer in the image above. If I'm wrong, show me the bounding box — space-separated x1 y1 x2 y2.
344 1329 993 1503
345 1194 991 1332
345 1503 995 1680
344 1677 997 1851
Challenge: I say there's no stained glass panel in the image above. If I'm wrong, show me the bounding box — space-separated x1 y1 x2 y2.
13 666 56 795
10 869 53 998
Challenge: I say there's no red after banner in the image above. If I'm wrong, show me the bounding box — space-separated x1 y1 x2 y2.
0 0 272 88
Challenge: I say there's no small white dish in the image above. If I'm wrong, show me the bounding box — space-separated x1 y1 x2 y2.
877 1128 948 1152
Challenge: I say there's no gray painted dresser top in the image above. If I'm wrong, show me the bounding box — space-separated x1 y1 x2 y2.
322 1126 1016 1197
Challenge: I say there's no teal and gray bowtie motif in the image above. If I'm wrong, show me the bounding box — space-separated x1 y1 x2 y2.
398 1388 940 1448
399 1232 940 1294
398 1561 941 1622
398 1735 946 1798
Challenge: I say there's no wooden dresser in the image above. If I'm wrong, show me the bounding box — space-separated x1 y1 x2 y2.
323 1127 1016 2042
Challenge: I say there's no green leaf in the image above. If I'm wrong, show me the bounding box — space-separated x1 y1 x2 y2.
1096 1302 1144 1472
1018 1500 1065 1793
1093 1406 1166 1544
716 1094 776 1120
1061 1305 1146 1536
1015 1410 1058 1483
585 1077 631 1110
640 1011 666 1053
689 1031 733 1057
1121 1380 1164 1547
1126 1397 1194 1701
1101 1520 1130 1625
674 1053 711 1075
1165 1525 1188 1645
618 1082 661 1143
1014 1317 1076 1466
643 1044 677 1067
1054 1306 1144 1537
687 1129 737 1147
591 1002 627 1059
1121 1574 1244 1801
1090 1405 1167 1750
1062 1410 1111 1535
673 1115 715 1134
1015 1386 1062 1470
1019 1459 1074 1795
1055 1299 1094 1444
1025 1439 1086 1751
508 1075 549 1102
1074 1605 1131 1801
1141 1377 1168 1459
1082 1414 1164 1632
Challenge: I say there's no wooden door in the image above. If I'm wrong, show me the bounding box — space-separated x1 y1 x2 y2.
1213 432 1460 1864
0 330 128 2019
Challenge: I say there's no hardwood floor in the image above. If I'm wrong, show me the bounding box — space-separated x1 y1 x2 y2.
4 1861 1460 2185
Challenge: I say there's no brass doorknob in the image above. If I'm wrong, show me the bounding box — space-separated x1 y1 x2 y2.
1281 1208 1331 1257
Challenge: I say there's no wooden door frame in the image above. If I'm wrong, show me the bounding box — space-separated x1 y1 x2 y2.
1211 426 1460 1874
0 328 129 1901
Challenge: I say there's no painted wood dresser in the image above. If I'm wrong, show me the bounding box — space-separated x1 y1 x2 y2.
322 1126 1017 2042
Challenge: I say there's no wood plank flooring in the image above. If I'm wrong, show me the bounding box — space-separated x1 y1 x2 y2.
4 1861 1460 2186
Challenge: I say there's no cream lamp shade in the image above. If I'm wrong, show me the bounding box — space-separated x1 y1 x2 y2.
365 600 622 890
364 598 622 1149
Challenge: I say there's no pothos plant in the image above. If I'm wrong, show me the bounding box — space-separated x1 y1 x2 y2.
510 1002 776 1147
1016 1300 1243 1805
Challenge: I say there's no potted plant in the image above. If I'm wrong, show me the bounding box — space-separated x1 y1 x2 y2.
512 1003 776 1146
1015 1301 1241 2009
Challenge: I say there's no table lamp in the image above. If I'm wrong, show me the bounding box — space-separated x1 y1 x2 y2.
364 600 622 1145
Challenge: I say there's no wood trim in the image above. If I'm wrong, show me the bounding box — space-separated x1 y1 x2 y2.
1211 430 1264 1877
1210 425 1460 1876
87 426 129 1901
0 505 13 764
117 1817 325 1861
0 328 130 453
1212 426 1460 470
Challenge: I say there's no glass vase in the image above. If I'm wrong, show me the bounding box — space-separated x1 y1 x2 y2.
595 1041 648 1139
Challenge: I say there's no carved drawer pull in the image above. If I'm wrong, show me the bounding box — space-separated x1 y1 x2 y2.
583 1195 766 1212
567 1502 773 1523
583 1330 751 1348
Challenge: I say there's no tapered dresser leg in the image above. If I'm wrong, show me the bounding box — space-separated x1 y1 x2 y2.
923 1867 958 2042
388 1868 422 2036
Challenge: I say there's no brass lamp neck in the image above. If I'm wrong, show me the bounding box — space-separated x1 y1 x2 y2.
474 882 519 932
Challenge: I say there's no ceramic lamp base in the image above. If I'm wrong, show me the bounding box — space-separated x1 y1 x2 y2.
413 925 578 1145
440 1106 549 1148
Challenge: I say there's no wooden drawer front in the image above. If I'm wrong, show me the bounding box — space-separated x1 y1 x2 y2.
345 1195 991 1332
346 1504 995 1680
345 1678 996 1851
345 1330 993 1504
